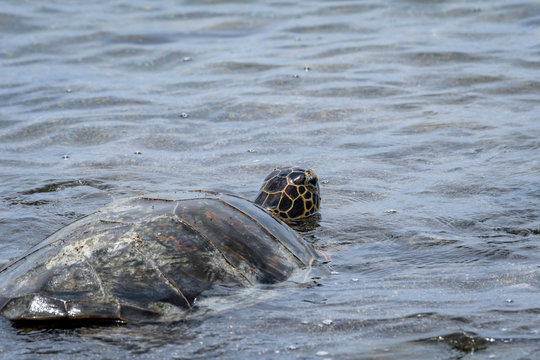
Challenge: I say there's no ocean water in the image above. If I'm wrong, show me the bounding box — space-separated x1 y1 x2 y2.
0 0 539 358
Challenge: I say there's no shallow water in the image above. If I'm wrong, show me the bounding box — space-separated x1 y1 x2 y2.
1 0 539 358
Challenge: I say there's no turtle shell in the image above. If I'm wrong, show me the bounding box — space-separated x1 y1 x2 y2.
0 191 317 322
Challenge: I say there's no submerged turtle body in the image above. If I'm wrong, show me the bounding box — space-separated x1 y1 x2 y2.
0 168 320 322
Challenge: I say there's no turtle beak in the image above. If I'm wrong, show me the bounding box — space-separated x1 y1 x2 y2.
306 171 318 188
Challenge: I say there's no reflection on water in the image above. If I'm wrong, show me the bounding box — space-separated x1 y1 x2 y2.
0 0 539 358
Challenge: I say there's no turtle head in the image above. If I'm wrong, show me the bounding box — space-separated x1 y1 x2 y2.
254 167 320 220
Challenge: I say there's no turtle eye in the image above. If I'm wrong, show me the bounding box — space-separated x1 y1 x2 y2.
289 172 306 185
308 176 318 187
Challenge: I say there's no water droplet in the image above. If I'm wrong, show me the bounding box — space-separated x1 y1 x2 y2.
351 278 359 282
300 320 310 325
292 74 300 78
322 319 333 325
330 271 339 275
304 66 311 71
321 179 329 184
316 350 329 356
287 345 298 351
385 209 397 214
134 151 142 155
505 299 513 303
183 57 192 62
62 155 70 160
247 149 256 153
179 113 189 118
65 88 72 93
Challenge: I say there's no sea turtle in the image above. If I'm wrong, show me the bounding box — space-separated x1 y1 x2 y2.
0 167 320 322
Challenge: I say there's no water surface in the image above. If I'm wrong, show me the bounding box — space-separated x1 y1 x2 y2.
0 0 539 359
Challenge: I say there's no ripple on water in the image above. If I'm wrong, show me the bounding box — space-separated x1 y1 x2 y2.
0 13 44 33
19 178 113 195
124 51 194 71
422 332 490 353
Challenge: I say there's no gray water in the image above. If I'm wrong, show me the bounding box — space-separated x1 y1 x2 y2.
0 0 539 358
